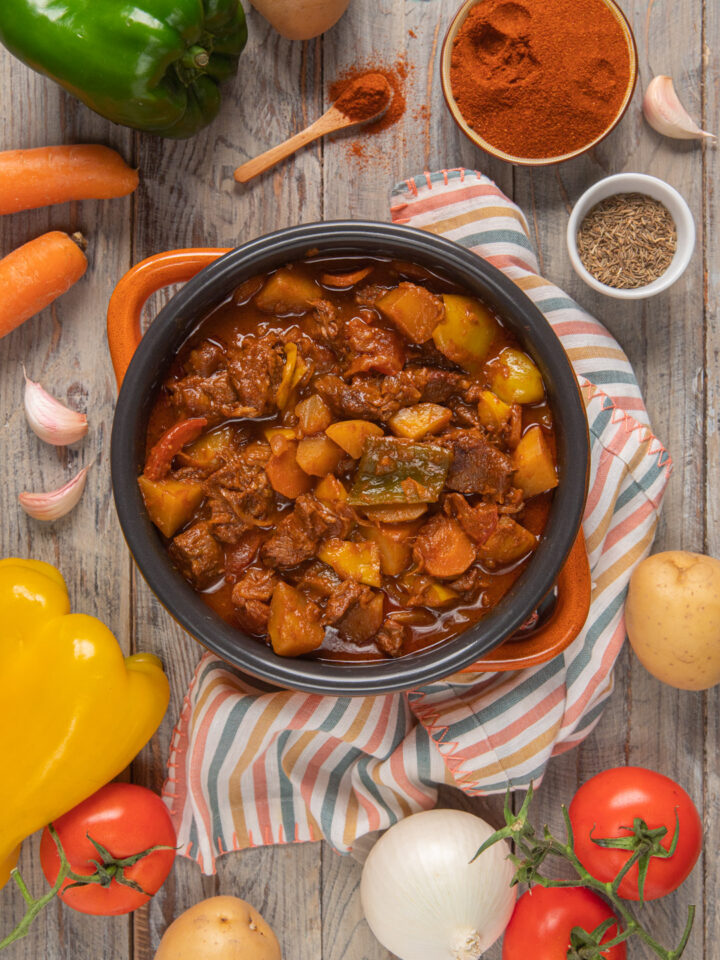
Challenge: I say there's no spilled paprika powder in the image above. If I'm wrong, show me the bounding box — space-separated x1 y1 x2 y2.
449 0 633 159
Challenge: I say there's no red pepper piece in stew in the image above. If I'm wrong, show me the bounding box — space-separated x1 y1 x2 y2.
144 417 208 481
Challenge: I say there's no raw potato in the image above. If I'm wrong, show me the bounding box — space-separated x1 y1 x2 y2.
250 0 351 39
154 895 281 960
626 551 720 690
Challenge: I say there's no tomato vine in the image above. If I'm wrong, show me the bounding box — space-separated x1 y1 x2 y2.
475 786 695 960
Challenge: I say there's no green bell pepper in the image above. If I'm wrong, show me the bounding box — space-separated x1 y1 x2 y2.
0 0 248 138
348 438 453 507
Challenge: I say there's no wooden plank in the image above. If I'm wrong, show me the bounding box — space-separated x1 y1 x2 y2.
322 0 513 223
129 14 325 960
0 2 715 959
703 0 719 955
319 2 512 955
0 47 134 960
510 0 707 954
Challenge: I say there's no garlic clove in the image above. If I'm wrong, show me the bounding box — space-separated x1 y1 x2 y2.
19 465 91 521
643 75 715 141
23 368 88 446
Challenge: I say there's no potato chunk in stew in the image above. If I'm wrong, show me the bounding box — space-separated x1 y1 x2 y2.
512 426 559 498
377 282 445 344
478 517 537 564
317 539 382 588
389 403 452 441
488 347 545 405
255 268 321 315
268 582 325 656
433 295 499 372
325 420 384 459
138 476 205 538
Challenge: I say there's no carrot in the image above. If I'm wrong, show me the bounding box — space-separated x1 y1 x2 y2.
0 145 138 216
0 231 87 339
266 437 313 499
413 515 476 579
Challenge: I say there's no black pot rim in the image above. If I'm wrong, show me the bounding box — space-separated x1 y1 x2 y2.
111 220 589 695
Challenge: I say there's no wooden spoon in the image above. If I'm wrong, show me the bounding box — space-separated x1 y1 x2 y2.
234 77 391 184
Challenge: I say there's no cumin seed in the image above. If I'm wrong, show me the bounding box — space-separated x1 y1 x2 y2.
576 193 677 289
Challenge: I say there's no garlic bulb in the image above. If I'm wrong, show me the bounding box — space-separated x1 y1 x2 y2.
360 809 516 960
19 465 91 521
23 369 88 445
643 75 715 141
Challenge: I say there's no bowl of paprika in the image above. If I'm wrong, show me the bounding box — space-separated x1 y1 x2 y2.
440 0 638 166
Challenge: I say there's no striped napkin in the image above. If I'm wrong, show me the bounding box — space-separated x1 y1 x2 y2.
162 169 671 873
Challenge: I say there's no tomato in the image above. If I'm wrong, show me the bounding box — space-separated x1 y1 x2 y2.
40 782 176 916
502 887 626 960
568 767 701 901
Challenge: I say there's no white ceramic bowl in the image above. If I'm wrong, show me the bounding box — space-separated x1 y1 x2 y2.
567 173 695 300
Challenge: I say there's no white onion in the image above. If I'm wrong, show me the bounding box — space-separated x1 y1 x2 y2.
360 809 516 960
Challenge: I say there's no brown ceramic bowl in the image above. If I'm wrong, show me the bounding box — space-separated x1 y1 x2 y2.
440 0 638 166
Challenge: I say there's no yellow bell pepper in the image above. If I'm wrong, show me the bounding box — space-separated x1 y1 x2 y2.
0 559 169 889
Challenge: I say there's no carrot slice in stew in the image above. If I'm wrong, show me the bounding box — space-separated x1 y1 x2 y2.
413 515 476 579
266 437 313 499
321 267 372 288
144 417 208 481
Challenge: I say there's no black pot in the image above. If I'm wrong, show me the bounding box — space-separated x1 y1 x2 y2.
111 221 589 695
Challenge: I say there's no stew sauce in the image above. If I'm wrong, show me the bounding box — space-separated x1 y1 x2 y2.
140 256 558 661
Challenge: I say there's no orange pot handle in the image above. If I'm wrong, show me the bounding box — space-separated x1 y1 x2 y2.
460 528 591 673
107 248 231 388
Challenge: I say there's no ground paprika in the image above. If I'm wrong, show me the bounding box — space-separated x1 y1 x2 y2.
449 0 632 159
335 72 392 122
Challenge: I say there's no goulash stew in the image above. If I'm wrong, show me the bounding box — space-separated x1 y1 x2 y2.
139 257 559 661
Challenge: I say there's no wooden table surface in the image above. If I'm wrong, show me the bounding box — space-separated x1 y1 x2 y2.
1 1 716 957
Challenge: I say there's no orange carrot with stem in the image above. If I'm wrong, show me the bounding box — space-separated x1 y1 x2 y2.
0 231 87 339
0 145 138 215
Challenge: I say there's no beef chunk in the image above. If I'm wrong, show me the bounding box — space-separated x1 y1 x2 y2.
261 494 355 569
169 371 240 423
344 317 406 376
205 446 275 528
406 367 470 404
324 581 385 644
505 404 523 449
305 300 341 342
355 283 388 307
449 401 481 429
441 430 513 498
314 372 422 422
170 522 224 589
443 493 499 545
314 367 467 423
448 567 487 600
231 567 277 634
406 340 464 372
295 561 342 599
375 618 408 658
225 333 286 418
296 333 337 375
225 529 265 581
186 340 224 378
206 496 249 544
